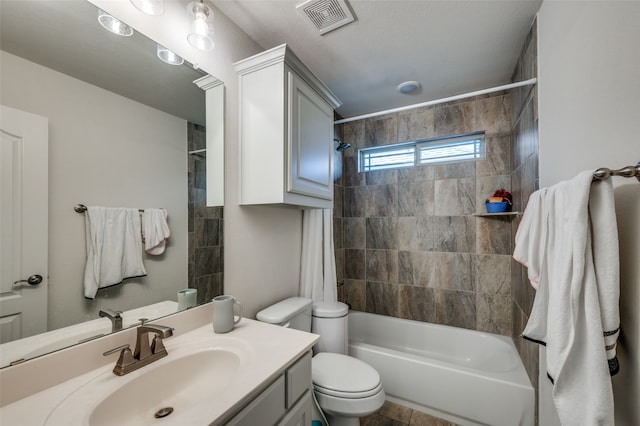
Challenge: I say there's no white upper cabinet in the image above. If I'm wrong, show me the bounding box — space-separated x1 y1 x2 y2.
194 75 224 207
234 44 341 208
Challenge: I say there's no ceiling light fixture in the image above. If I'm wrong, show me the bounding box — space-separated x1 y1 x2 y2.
187 0 214 51
157 44 184 65
130 0 165 16
97 9 133 36
397 81 421 94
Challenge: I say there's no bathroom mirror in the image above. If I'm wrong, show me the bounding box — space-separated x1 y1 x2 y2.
0 0 222 367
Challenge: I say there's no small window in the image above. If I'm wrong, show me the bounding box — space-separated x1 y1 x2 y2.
360 144 415 172
359 133 485 172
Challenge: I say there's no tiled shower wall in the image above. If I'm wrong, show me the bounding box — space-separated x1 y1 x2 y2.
187 123 224 304
334 124 346 300
335 92 515 336
510 18 540 400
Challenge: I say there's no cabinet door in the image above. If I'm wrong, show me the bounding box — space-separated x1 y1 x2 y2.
286 351 312 408
278 391 313 426
287 71 334 201
226 376 286 426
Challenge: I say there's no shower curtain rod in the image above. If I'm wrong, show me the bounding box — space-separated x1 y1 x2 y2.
334 78 538 125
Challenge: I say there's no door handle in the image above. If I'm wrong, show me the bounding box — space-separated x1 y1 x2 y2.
13 274 43 286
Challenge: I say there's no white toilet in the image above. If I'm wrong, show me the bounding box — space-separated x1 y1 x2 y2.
257 297 385 426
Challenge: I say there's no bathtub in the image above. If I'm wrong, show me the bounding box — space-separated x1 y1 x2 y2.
348 311 534 426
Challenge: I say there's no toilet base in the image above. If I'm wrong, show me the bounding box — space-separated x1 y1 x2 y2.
314 386 385 426
324 413 360 426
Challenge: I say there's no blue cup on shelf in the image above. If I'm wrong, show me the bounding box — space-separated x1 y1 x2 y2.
485 201 508 213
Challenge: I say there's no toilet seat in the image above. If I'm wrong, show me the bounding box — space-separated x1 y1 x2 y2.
314 381 383 399
312 353 382 399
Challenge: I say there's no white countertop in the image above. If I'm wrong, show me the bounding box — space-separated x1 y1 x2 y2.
0 318 318 425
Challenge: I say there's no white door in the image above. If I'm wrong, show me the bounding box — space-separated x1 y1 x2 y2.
0 105 48 343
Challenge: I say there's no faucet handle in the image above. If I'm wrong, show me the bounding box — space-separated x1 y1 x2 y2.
151 335 168 355
103 344 130 356
103 344 136 376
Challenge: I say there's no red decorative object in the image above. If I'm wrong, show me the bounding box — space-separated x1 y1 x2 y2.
491 188 512 205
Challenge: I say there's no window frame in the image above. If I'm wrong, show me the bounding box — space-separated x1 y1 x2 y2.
358 132 486 173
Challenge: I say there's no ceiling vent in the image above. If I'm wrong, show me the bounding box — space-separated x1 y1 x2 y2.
296 0 355 35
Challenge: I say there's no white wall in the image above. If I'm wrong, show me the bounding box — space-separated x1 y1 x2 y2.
0 51 188 329
88 1 304 318
537 1 640 424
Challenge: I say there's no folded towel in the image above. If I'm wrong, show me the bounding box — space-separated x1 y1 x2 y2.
513 170 620 426
83 207 147 299
142 208 171 255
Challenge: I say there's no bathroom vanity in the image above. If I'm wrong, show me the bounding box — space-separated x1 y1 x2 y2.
0 304 318 425
226 351 313 425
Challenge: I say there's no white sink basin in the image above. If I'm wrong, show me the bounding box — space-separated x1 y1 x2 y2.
0 320 319 426
45 339 252 425
91 350 240 425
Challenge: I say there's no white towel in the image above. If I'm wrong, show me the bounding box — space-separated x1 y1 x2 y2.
142 208 171 255
513 170 620 426
83 207 147 299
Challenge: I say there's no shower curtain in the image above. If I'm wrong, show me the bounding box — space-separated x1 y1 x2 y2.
300 209 337 302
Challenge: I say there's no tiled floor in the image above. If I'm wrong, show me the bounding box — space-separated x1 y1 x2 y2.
360 401 459 426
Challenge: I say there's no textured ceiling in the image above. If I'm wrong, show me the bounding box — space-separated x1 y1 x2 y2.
213 0 542 119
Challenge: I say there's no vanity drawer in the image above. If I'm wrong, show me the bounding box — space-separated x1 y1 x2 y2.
226 375 286 426
285 351 312 408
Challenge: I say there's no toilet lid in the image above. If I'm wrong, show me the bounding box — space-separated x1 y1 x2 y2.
312 353 382 398
312 301 348 318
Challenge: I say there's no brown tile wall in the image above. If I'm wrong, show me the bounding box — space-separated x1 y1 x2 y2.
187 123 224 304
336 91 514 336
510 18 540 422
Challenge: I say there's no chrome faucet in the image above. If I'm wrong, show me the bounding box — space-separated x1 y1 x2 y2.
103 324 174 376
99 309 123 332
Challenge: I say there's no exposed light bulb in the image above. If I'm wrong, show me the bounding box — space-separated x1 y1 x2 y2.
187 1 214 51
194 15 209 36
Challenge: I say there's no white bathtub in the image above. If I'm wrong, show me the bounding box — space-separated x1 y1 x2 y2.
348 311 534 426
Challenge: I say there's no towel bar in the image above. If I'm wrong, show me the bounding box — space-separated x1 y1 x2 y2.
74 204 146 213
592 164 640 182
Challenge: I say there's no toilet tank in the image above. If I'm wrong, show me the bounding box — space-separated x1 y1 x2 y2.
256 297 313 332
312 301 349 354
